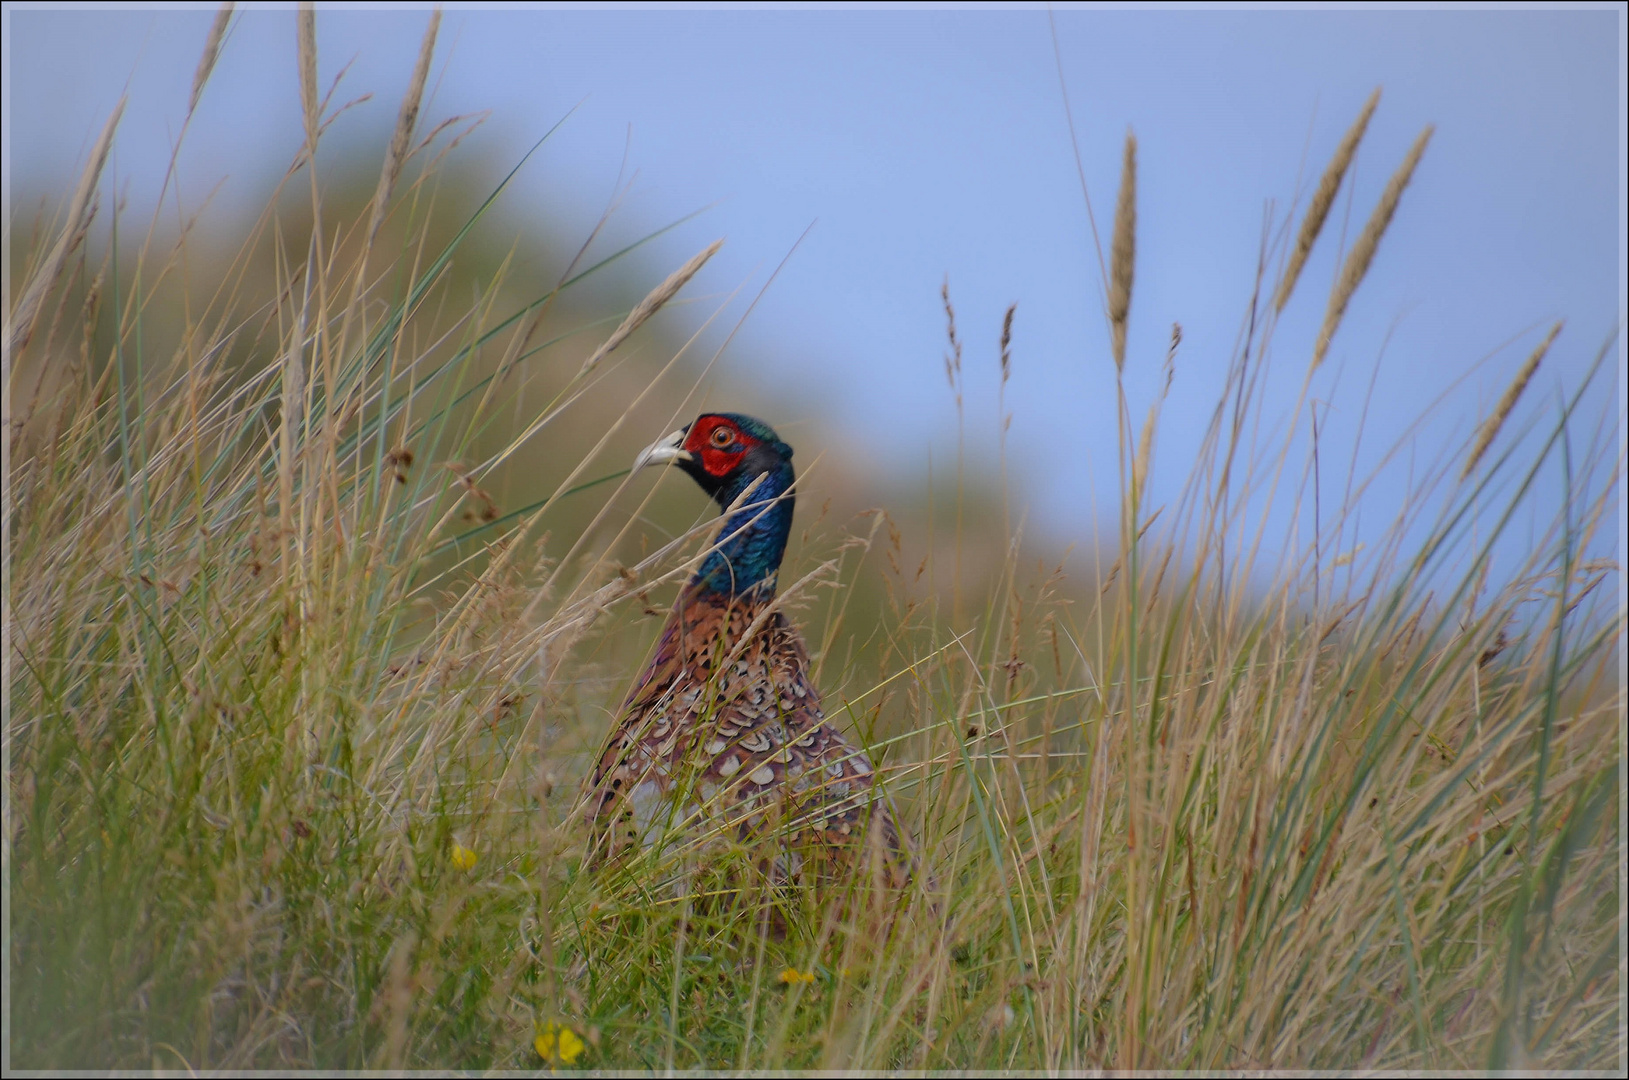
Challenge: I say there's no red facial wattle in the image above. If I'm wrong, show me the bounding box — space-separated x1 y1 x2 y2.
684 416 761 479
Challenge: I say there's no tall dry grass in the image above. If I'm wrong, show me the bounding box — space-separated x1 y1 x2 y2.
6 18 1621 1071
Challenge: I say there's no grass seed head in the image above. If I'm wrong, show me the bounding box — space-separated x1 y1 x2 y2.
999 302 1017 385
576 239 722 377
189 4 234 119
368 10 440 244
298 3 319 151
1462 320 1562 479
1313 124 1434 369
1275 87 1381 313
8 98 122 357
1109 131 1138 373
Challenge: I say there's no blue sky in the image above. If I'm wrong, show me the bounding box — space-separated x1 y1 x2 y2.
6 5 1623 582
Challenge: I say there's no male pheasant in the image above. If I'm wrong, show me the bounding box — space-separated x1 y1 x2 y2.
585 413 910 888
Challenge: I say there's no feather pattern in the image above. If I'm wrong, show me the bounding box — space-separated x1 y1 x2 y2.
585 413 911 887
588 585 908 883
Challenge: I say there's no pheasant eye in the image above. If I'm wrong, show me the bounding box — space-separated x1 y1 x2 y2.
708 425 735 449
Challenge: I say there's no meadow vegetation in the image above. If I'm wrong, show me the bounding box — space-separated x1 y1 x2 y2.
6 13 1621 1070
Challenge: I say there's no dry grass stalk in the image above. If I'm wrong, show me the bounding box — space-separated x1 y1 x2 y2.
1143 545 1173 615
297 4 319 154
1162 322 1180 396
576 239 722 376
1275 88 1380 313
1312 124 1434 369
1109 132 1138 373
9 34 1619 1071
1132 402 1156 508
941 277 963 394
999 303 1016 385
189 4 234 119
1462 321 1562 479
6 98 124 358
368 10 440 244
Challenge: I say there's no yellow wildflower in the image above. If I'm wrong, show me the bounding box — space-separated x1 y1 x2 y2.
777 968 816 986
535 1021 586 1066
450 842 478 872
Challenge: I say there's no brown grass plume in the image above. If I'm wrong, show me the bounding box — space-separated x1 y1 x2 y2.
1275 88 1380 313
1109 131 1137 373
1462 320 1562 479
576 239 722 377
1312 124 1433 369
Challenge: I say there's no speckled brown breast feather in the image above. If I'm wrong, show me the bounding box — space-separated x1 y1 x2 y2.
586 585 909 884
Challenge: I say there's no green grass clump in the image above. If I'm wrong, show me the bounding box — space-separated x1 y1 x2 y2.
6 19 1621 1071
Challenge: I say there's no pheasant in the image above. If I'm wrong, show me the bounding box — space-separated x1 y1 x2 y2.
585 413 911 889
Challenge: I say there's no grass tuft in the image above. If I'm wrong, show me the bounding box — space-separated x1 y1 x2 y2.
6 22 1619 1072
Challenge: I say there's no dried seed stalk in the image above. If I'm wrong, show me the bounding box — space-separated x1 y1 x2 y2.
1313 124 1434 369
297 4 319 155
1462 321 1562 479
1110 132 1137 373
1276 88 1380 313
368 11 440 244
7 99 123 358
577 240 723 377
189 4 234 119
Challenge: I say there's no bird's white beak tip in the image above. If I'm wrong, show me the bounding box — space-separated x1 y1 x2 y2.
633 428 692 472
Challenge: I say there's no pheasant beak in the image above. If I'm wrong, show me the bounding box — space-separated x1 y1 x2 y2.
632 428 693 472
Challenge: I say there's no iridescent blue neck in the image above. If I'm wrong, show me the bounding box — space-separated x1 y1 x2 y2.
689 463 795 597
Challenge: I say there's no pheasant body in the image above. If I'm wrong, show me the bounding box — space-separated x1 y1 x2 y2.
586 414 908 884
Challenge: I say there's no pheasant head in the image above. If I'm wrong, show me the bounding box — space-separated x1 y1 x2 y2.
634 413 796 597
